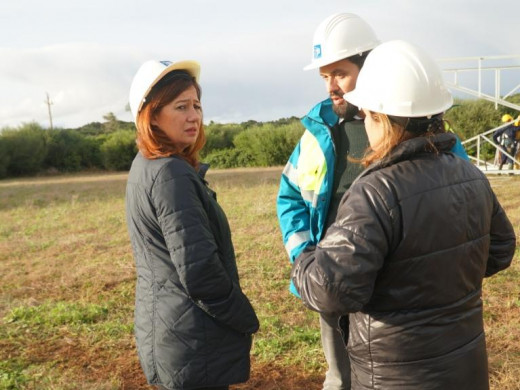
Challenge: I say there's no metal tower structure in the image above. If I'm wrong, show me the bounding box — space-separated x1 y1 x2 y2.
438 55 520 175
439 55 520 111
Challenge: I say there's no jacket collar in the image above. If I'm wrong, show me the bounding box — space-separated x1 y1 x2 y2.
362 133 457 177
198 162 210 179
302 98 339 132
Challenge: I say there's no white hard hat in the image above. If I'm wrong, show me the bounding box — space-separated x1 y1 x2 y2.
343 40 453 117
304 13 380 70
129 60 200 122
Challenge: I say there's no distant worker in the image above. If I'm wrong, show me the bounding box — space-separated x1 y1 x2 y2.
493 114 519 170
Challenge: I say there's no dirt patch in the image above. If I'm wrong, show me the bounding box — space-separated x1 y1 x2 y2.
115 358 323 390
234 361 323 390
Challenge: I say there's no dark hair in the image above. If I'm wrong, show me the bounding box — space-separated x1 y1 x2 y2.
346 50 371 70
391 114 445 135
136 71 206 168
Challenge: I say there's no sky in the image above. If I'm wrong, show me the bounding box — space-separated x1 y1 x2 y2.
1 0 519 129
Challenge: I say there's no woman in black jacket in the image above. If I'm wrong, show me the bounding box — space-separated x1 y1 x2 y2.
291 41 516 390
126 60 259 390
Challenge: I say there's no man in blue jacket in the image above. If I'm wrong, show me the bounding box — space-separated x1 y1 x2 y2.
277 13 379 390
276 12 469 390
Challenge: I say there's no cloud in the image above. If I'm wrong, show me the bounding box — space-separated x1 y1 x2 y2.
1 0 518 129
0 43 146 128
0 27 325 128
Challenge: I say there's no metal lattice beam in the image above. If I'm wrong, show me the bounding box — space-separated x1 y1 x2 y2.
438 55 520 112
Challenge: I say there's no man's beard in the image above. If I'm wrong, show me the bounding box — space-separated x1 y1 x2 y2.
330 91 359 121
332 100 359 121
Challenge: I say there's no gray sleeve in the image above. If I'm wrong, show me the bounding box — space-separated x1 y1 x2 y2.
152 170 259 334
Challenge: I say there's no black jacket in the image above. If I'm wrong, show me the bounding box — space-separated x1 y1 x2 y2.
292 133 516 389
126 153 259 390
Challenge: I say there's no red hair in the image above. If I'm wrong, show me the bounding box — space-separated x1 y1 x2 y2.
135 73 206 169
360 111 444 167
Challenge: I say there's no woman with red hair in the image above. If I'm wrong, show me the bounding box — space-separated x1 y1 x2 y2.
126 60 259 390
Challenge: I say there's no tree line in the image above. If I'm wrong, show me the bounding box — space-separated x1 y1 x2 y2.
0 96 518 179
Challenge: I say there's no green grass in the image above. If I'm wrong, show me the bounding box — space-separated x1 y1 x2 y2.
5 301 109 326
0 170 519 389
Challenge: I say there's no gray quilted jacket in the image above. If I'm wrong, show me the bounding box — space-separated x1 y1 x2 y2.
292 133 516 390
126 153 259 390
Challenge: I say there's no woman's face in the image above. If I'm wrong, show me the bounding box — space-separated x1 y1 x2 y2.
152 85 202 149
362 109 385 150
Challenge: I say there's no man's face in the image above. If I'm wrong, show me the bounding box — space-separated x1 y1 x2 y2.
319 58 360 120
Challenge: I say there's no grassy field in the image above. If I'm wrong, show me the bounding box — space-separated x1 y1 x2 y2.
0 168 519 390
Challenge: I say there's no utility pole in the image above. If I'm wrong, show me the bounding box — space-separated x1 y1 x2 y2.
45 92 54 129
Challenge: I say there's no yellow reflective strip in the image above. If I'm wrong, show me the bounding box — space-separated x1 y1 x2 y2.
298 131 326 193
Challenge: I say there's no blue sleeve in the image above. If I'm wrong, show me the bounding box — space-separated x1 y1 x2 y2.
277 142 312 298
451 134 470 161
276 142 312 263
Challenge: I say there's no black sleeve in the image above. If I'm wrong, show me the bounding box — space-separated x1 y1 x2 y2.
291 182 395 315
485 191 516 277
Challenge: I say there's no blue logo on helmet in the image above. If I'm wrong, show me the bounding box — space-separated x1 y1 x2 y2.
313 45 322 59
160 60 172 67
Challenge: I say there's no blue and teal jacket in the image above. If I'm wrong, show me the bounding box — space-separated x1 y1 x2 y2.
277 99 338 296
276 98 469 297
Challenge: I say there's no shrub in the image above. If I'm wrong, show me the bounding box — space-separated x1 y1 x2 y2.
445 99 508 140
100 130 137 171
0 138 10 178
1 122 47 176
201 123 245 158
80 136 105 169
233 122 304 166
44 129 95 172
203 148 253 169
